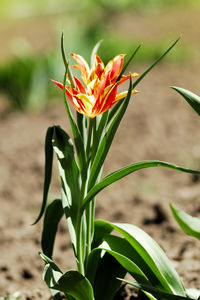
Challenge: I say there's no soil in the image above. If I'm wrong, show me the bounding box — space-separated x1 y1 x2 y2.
1 3 200 300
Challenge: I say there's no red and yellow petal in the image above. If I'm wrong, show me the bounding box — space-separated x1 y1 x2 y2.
70 53 90 84
113 89 138 103
105 54 125 83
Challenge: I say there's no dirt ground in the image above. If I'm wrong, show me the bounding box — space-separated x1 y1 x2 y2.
1 4 200 300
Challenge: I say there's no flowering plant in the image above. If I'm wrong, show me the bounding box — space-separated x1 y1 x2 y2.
34 35 200 300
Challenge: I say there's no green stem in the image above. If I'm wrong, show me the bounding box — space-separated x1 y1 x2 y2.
85 118 96 265
76 211 85 275
86 118 94 159
85 200 93 264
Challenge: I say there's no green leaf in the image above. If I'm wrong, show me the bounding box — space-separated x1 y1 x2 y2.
52 126 81 251
117 44 141 81
76 112 87 149
119 280 195 300
92 219 113 248
87 75 133 191
90 40 103 67
33 126 54 224
107 100 123 125
41 254 94 299
42 199 64 258
54 270 94 300
61 32 76 88
98 235 149 284
95 220 186 296
186 288 200 299
171 86 200 116
132 37 180 90
90 252 126 300
82 160 200 209
170 203 200 240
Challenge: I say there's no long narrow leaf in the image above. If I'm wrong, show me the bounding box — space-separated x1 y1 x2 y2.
95 220 186 296
170 203 200 240
98 235 150 284
117 44 141 81
119 280 195 300
132 37 180 89
54 270 94 300
33 126 54 224
82 160 200 209
90 40 103 67
171 86 200 116
42 199 64 258
88 75 133 190
52 126 81 251
91 252 126 300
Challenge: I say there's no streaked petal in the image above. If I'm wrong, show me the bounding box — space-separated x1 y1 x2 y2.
73 76 86 93
105 54 125 82
114 90 138 103
70 53 90 84
93 54 104 79
118 73 139 85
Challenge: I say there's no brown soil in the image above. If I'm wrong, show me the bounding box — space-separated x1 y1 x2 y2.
1 3 200 300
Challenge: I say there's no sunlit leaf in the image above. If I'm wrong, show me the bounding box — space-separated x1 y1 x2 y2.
117 44 141 81
98 235 149 284
94 220 186 296
54 270 94 300
170 203 200 240
33 126 54 224
42 199 64 258
52 126 81 251
132 37 180 89
171 86 200 116
41 253 94 299
88 252 126 300
120 280 194 300
90 40 103 67
82 160 200 210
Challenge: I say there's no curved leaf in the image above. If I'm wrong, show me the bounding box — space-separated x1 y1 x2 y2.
42 199 64 258
54 270 94 300
95 220 186 296
98 235 149 284
120 280 194 300
88 252 126 300
171 86 200 116
52 126 81 251
33 126 54 224
90 40 103 67
82 160 200 209
170 203 200 240
117 44 141 82
132 37 180 90
41 253 94 300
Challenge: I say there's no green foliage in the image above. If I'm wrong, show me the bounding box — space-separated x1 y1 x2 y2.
0 53 61 110
35 38 200 299
170 203 200 240
172 86 200 116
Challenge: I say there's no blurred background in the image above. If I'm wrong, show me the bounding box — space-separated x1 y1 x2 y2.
0 0 199 112
1 0 200 298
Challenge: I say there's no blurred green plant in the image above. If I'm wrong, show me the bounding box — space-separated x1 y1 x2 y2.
0 53 62 110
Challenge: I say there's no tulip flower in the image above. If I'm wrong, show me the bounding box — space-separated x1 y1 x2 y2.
51 53 138 118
